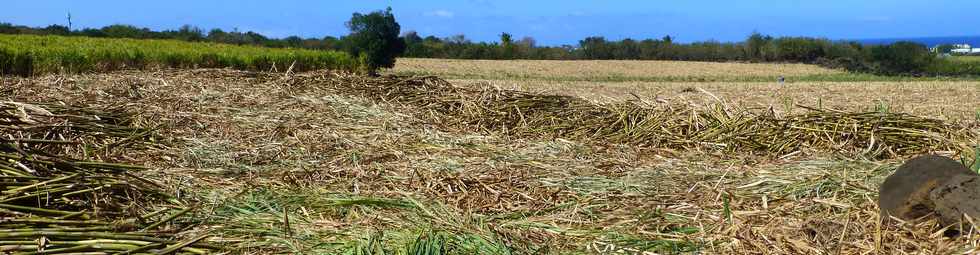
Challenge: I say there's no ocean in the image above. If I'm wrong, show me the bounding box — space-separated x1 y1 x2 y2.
857 36 980 48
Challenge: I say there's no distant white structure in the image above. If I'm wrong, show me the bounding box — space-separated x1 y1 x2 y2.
933 43 980 55
951 48 980 54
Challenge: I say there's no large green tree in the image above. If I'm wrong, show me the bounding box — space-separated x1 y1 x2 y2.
346 7 406 74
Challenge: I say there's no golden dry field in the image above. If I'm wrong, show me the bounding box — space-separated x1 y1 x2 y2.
393 58 980 123
394 58 844 81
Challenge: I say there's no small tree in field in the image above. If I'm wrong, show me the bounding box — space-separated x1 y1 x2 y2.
346 7 406 75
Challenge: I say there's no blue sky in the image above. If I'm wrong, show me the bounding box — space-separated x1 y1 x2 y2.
2 0 979 45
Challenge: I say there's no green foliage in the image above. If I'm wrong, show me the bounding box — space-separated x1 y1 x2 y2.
579 36 613 59
769 37 829 62
745 32 772 61
873 100 891 114
404 231 447 255
0 22 342 50
7 20 980 77
934 44 955 54
209 187 519 254
868 41 936 75
0 34 361 76
346 7 406 74
960 145 980 173
927 57 980 76
499 33 512 46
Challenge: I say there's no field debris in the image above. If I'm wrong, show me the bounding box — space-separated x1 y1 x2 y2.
324 74 977 159
4 69 980 254
0 101 215 254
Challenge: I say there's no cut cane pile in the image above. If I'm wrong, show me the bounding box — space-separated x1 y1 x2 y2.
316 74 977 159
0 102 214 254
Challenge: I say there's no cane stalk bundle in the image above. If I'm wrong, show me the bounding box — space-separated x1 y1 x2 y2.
0 101 215 254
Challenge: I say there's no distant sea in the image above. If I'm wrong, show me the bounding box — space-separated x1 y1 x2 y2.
857 36 980 47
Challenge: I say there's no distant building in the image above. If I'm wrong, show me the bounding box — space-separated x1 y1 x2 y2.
951 48 980 54
934 43 980 55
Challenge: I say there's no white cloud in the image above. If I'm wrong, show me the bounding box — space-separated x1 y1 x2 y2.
425 10 455 18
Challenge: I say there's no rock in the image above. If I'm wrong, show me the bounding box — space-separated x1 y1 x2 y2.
878 155 975 222
930 174 980 225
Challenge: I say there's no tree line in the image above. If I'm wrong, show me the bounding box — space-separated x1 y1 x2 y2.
2 17 975 76
401 32 959 76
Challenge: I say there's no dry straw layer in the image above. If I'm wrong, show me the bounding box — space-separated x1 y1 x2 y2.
326 74 978 160
453 79 980 124
3 69 980 254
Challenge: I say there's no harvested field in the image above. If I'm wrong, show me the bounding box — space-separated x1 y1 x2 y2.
337 75 976 159
3 69 980 254
393 58 980 123
393 58 847 82
447 79 980 123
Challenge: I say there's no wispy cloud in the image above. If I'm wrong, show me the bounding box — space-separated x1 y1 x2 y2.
425 10 455 18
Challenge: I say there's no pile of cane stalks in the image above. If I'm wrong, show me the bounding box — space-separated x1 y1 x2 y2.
0 102 214 254
324 74 977 159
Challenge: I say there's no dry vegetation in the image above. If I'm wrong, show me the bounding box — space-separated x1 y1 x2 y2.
3 64 980 254
448 80 980 123
393 58 845 81
393 58 980 124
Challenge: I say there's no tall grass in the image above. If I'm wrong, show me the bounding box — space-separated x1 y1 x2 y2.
0 34 362 76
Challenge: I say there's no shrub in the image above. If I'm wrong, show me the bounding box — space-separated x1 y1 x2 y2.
868 41 936 75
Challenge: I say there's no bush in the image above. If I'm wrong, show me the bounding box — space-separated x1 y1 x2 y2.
815 57 872 73
868 41 936 75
